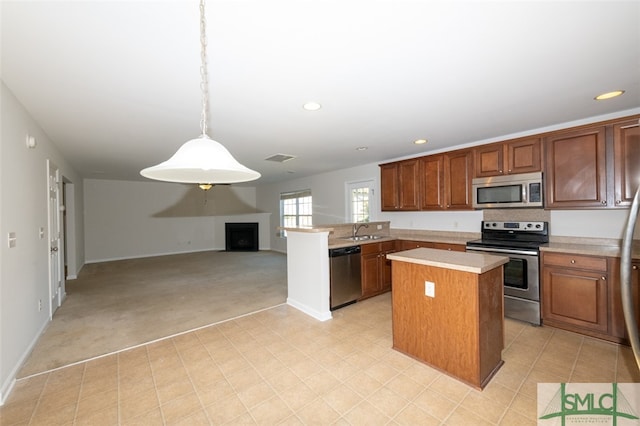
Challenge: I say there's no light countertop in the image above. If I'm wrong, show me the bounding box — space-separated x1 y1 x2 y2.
541 240 640 260
387 248 509 274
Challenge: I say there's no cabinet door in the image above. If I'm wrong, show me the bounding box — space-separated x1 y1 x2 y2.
419 155 446 210
507 137 542 174
398 159 420 210
361 253 381 298
542 266 608 333
474 143 504 177
380 164 399 211
445 150 473 210
613 119 640 207
544 126 607 208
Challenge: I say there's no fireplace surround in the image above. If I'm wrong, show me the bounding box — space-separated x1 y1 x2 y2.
225 222 259 251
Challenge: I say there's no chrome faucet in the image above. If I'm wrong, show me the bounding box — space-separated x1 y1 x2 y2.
352 223 369 238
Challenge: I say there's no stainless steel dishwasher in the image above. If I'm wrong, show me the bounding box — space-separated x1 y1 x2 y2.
329 245 362 310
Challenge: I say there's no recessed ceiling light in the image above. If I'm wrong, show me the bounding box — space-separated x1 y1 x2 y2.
414 139 428 145
356 146 368 151
594 90 625 100
303 102 322 111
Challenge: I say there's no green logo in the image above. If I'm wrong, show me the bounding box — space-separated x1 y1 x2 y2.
539 383 639 425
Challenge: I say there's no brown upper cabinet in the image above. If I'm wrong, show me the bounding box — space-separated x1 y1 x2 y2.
474 137 542 178
544 125 607 208
380 114 638 212
380 159 420 211
544 116 640 209
419 149 473 211
444 149 474 210
613 118 640 207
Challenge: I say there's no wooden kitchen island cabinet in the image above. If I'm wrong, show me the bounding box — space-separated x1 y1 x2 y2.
387 248 508 389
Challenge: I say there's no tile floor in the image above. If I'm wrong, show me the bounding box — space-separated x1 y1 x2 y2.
1 292 638 425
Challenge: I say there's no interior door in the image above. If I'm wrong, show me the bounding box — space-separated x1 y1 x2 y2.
47 160 63 318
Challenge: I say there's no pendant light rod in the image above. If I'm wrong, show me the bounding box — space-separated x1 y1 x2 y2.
199 0 208 137
140 0 260 186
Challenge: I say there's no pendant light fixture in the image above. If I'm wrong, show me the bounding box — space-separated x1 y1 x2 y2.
140 0 260 188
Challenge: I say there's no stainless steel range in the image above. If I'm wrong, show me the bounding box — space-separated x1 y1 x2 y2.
466 221 549 325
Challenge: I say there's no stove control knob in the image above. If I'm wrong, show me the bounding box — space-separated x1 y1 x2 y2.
492 223 497 227
526 223 532 228
535 224 542 229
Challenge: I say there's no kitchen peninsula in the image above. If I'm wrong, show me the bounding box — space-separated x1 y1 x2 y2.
387 248 509 389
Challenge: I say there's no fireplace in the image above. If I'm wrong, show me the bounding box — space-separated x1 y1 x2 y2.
225 222 259 251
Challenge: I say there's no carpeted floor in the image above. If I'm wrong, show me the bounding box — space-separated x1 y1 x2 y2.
18 250 287 378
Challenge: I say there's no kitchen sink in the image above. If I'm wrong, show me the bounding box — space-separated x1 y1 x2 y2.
342 235 385 242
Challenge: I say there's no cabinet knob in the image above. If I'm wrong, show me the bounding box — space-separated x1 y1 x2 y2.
570 259 576 264
633 265 638 270
601 276 606 281
499 170 503 174
507 169 511 173
601 200 607 205
616 200 622 204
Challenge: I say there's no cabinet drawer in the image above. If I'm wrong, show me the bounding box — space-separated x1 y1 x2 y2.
380 241 396 253
360 243 382 255
543 252 607 272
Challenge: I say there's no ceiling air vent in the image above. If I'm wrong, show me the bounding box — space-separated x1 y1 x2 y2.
264 154 296 163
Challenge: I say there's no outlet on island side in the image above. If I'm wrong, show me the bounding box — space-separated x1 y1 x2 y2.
425 281 435 298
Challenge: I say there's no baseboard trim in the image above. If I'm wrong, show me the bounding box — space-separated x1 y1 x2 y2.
286 298 332 322
0 318 49 405
85 248 277 264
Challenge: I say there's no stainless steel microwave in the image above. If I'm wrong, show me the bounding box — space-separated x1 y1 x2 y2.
472 172 543 209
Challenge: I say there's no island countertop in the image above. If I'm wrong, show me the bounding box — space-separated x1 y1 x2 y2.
387 247 509 274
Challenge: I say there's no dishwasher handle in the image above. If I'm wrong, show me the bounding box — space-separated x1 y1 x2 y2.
329 245 361 257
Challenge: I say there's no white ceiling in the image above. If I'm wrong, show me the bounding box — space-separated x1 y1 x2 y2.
2 1 639 184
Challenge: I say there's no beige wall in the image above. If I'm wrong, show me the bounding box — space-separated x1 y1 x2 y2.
84 179 271 262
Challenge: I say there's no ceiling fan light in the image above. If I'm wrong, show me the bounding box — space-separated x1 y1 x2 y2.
140 135 261 184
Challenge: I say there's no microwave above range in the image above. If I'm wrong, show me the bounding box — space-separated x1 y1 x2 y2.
472 172 543 209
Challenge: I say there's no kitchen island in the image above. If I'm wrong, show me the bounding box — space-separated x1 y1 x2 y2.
387 248 508 389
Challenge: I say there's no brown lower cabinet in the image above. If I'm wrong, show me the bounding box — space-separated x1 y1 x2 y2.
541 251 640 344
360 241 396 299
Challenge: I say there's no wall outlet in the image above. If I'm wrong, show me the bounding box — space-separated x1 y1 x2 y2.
425 281 435 298
38 299 42 311
377 224 382 230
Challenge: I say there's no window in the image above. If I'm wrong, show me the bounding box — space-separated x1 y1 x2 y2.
347 180 375 223
280 190 312 235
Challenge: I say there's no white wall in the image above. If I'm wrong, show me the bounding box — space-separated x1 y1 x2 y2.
0 82 84 403
84 179 271 262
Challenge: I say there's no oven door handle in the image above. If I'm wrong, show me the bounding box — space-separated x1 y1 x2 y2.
466 246 538 256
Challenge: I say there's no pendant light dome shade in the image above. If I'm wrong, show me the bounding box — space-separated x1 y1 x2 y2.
140 0 260 187
140 135 261 184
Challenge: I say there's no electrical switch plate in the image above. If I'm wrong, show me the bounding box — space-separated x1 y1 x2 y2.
377 224 382 230
39 227 45 239
425 281 435 298
8 232 16 248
